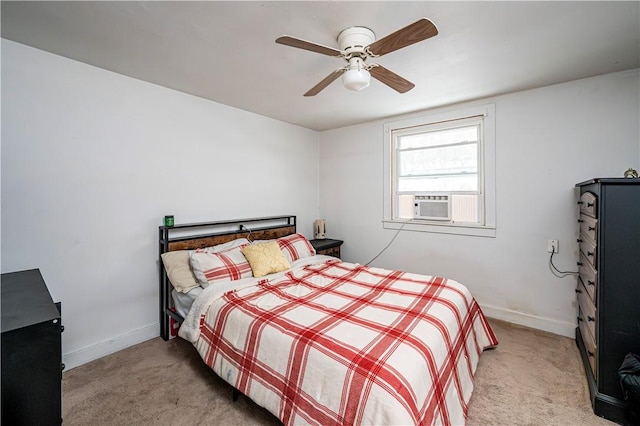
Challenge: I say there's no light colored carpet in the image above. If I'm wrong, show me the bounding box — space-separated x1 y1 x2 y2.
62 319 615 425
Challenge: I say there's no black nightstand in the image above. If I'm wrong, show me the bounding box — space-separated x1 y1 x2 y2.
1 269 63 425
310 238 343 259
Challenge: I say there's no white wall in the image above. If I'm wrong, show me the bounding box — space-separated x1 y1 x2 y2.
319 69 640 337
3 37 638 369
1 40 320 369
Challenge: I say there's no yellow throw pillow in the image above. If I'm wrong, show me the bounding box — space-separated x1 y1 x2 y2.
241 241 291 278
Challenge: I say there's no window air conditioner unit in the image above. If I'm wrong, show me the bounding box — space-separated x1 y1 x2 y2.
414 195 451 221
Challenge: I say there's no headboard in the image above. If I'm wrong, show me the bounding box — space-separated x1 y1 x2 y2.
158 215 297 340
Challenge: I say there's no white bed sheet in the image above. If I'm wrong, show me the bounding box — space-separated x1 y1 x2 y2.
172 286 203 318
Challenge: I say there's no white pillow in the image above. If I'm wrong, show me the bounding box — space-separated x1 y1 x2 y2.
190 244 253 287
161 250 200 293
199 238 250 253
161 239 252 291
276 233 316 263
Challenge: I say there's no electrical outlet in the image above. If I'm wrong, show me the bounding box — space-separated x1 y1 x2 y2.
547 239 559 253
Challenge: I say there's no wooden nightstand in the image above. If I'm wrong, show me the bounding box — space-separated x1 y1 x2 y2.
310 238 343 259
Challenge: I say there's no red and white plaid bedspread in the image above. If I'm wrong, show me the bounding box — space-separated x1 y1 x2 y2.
189 259 498 425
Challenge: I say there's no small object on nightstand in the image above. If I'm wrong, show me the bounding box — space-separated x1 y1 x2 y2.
623 168 638 178
164 215 174 227
311 238 343 259
313 219 326 239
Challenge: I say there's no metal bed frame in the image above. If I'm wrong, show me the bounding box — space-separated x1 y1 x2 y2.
158 215 297 341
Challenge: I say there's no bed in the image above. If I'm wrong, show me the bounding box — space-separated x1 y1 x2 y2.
159 215 498 425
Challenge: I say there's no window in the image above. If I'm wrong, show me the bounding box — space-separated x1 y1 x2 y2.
383 104 496 237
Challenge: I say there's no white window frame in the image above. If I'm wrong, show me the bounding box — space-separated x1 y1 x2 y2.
383 104 496 237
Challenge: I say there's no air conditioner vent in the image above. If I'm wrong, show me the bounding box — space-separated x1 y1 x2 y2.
414 195 450 221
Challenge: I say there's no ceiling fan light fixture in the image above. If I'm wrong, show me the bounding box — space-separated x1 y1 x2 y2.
342 68 370 91
342 57 370 91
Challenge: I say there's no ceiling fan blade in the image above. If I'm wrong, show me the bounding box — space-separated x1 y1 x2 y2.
370 65 415 93
304 69 345 97
276 36 343 57
367 18 438 57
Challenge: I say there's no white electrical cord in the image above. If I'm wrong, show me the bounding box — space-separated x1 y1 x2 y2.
364 220 410 266
240 224 253 243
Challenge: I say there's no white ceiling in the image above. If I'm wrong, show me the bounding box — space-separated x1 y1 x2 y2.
2 1 639 131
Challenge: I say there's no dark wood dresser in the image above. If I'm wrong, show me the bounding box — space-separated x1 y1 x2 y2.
310 238 343 259
575 178 640 424
1 269 63 425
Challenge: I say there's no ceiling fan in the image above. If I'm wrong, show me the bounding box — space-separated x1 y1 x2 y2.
275 18 438 97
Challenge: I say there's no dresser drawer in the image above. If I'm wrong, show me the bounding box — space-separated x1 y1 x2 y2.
577 280 597 341
578 253 597 303
579 191 597 217
319 245 341 258
578 237 597 269
578 214 597 245
578 310 598 379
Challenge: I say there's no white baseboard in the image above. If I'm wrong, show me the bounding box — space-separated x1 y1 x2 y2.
479 303 576 338
63 323 159 371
